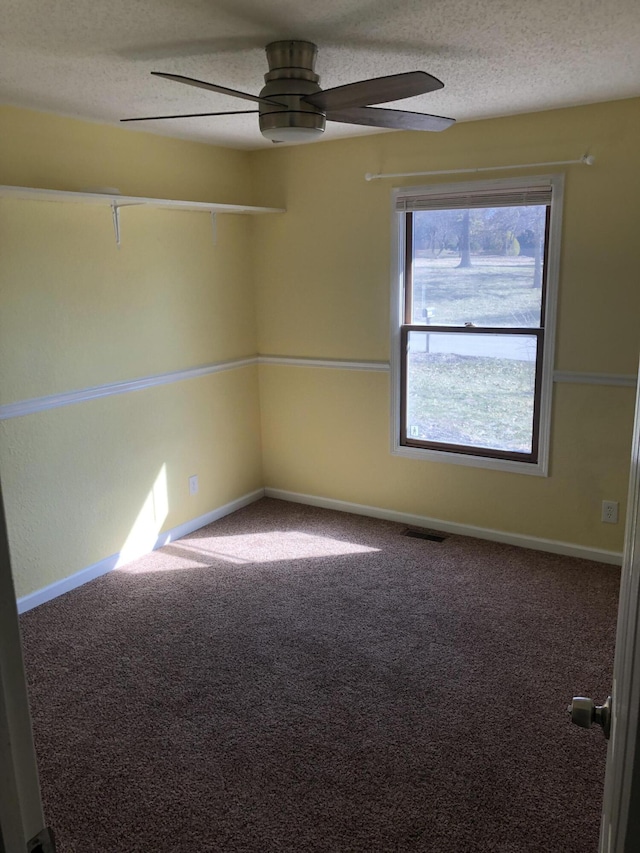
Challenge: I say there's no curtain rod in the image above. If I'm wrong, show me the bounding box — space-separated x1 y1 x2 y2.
364 153 595 182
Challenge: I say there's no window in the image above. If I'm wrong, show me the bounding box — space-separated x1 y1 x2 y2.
391 175 563 475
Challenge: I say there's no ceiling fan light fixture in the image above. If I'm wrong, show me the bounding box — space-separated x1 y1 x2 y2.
259 108 326 144
260 124 325 144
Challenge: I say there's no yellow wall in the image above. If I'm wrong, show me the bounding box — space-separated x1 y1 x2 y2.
251 98 640 552
0 105 253 204
0 106 263 598
2 98 639 600
0 370 262 595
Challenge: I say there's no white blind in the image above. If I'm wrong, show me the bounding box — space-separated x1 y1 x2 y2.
395 183 552 212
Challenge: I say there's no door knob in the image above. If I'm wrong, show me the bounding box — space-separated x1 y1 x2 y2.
567 695 612 739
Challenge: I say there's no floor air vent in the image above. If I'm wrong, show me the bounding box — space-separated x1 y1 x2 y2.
404 528 447 542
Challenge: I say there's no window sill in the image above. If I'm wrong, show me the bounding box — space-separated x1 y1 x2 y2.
391 442 548 476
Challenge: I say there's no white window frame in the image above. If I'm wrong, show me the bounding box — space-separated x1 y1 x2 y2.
389 173 564 476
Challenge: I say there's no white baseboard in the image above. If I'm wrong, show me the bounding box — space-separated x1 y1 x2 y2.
18 484 621 614
17 488 265 614
264 488 623 566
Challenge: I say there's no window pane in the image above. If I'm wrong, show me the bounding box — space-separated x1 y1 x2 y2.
405 331 538 454
410 206 546 327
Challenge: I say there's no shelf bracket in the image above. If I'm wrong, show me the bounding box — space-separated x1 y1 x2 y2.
111 202 121 248
210 211 217 246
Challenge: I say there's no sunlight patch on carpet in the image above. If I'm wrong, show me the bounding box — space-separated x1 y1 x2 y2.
119 530 380 572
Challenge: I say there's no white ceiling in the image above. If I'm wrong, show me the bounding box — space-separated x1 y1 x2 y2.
1 0 639 150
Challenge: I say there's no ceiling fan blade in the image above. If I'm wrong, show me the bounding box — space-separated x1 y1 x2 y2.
121 110 259 122
326 106 455 132
150 72 286 107
303 71 443 111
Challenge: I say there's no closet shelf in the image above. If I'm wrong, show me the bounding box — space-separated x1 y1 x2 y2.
0 184 285 246
0 184 284 214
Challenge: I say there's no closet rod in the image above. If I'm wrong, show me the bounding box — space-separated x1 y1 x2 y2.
364 153 594 181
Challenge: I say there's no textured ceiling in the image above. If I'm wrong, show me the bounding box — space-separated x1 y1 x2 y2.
1 0 639 149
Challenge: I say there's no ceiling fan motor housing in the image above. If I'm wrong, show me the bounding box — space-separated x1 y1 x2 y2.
259 41 326 142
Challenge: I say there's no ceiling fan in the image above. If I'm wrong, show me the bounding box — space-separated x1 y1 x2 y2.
121 40 455 143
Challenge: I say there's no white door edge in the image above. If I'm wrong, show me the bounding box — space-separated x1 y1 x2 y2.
600 367 640 852
0 482 45 851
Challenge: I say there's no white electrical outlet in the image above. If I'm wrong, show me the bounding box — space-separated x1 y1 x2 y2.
189 475 199 496
602 500 619 524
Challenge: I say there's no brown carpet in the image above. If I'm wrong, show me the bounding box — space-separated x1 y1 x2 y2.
19 498 619 852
